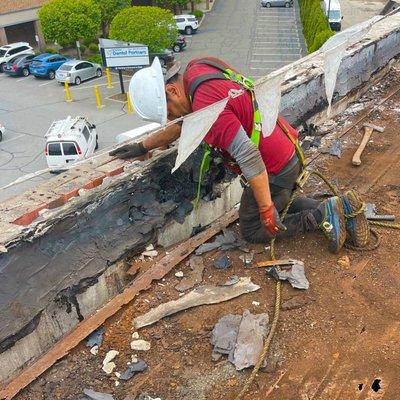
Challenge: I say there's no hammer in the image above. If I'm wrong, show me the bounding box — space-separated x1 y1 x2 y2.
352 123 385 166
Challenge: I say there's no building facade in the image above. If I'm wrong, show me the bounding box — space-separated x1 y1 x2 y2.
0 0 46 49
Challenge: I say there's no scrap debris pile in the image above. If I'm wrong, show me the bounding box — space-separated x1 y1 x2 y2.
76 227 312 400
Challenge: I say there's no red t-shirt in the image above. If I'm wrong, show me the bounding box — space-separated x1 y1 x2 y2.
183 57 297 174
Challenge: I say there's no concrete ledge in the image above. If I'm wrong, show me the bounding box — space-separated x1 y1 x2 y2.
1 13 400 384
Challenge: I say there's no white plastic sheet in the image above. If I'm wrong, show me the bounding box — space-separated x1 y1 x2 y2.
324 42 347 116
322 16 378 114
321 16 380 52
172 98 229 173
254 71 286 137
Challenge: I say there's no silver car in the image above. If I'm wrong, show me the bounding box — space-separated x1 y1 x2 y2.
261 0 293 7
55 59 102 85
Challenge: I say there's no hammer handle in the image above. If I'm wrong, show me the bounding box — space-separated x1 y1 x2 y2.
352 127 373 166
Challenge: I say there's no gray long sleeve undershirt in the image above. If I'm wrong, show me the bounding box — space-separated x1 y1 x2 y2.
227 126 266 180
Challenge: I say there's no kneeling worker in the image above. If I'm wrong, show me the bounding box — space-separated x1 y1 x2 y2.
110 56 369 252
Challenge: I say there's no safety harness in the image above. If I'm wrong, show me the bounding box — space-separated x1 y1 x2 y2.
186 59 305 204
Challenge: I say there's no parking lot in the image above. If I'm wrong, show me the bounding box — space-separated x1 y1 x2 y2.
174 0 306 78
0 70 145 200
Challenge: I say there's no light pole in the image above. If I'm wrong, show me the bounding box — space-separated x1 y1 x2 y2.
327 0 332 26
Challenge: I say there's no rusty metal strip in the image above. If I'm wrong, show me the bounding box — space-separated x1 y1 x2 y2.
0 208 238 399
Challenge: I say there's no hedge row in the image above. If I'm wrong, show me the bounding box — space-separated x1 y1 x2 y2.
298 0 334 53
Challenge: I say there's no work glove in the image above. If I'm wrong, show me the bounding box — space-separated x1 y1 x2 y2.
109 142 147 159
259 203 287 236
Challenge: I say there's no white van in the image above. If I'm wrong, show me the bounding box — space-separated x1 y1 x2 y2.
115 122 161 144
323 0 343 31
45 116 98 171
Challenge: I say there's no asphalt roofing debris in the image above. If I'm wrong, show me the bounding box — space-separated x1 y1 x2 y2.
195 228 246 255
133 277 260 329
266 261 309 290
211 310 269 371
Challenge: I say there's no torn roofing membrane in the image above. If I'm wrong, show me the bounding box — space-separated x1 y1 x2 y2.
172 98 229 172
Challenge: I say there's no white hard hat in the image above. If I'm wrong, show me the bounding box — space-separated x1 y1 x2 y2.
129 57 167 125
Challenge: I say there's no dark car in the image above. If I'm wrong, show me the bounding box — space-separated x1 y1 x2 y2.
172 35 187 53
29 53 72 79
3 54 35 77
149 49 175 68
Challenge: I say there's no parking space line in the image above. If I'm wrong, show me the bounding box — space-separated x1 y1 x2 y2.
0 134 25 144
253 47 301 54
16 77 30 83
71 79 130 90
39 80 58 87
252 52 301 56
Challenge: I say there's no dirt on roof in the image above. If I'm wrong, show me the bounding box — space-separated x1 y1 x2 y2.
16 67 400 400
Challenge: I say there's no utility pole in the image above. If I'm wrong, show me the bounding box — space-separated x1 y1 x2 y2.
327 0 332 26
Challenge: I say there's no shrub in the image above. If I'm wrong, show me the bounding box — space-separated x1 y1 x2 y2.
110 6 177 53
89 43 99 53
79 44 86 54
87 54 103 64
193 9 204 20
83 37 94 47
298 0 334 53
44 47 57 54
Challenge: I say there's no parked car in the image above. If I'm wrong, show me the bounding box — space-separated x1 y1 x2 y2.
45 116 98 171
174 14 199 35
0 42 34 72
29 53 72 80
149 49 175 68
172 35 187 53
55 60 103 85
3 54 35 77
0 123 4 141
261 0 293 7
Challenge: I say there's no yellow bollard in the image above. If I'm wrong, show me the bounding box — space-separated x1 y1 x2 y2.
127 91 133 114
106 67 113 88
64 81 73 102
94 85 102 109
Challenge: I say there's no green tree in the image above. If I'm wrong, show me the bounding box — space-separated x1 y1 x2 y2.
110 6 178 53
155 0 187 13
39 0 101 47
97 0 131 38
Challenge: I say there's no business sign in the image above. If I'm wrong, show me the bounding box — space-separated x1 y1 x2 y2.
100 39 150 70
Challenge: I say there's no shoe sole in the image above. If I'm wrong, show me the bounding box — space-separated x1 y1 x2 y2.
345 190 370 247
327 197 347 253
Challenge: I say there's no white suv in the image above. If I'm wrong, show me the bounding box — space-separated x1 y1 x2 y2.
174 15 199 35
0 42 34 72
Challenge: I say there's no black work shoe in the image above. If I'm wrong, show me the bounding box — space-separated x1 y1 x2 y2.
319 196 347 253
341 190 370 247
